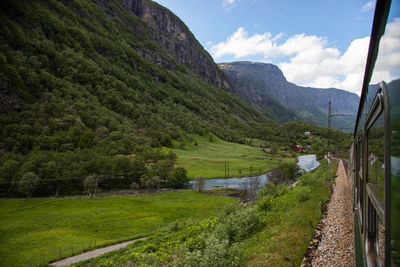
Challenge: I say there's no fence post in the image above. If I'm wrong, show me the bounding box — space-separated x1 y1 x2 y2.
89 240 92 248
95 240 96 247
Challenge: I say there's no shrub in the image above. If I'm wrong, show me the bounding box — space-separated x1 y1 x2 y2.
269 162 300 184
83 175 99 197
166 167 188 188
18 172 40 198
257 195 274 211
300 172 323 187
179 235 241 267
257 182 288 199
295 186 312 202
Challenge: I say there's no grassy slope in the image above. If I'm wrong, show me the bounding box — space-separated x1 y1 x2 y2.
166 135 295 179
69 161 338 267
242 160 338 266
0 191 236 266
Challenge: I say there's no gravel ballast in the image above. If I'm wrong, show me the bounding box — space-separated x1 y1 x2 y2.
303 160 356 267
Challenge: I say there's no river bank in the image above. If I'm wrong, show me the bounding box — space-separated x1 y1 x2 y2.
189 154 320 190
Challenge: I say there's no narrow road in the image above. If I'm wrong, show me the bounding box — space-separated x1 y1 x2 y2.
51 237 146 266
311 160 355 266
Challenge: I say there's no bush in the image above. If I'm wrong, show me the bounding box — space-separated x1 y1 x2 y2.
300 172 323 187
18 172 40 198
257 182 288 199
179 235 241 267
295 186 312 202
269 162 300 184
257 195 274 211
166 167 188 188
83 175 101 197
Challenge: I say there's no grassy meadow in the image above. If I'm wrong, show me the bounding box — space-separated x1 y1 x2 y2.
70 160 338 267
0 191 236 267
242 160 338 266
167 135 295 179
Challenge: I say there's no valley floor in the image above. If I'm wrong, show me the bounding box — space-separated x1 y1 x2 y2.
0 191 235 267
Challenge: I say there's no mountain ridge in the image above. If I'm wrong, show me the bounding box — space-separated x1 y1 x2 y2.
219 61 359 129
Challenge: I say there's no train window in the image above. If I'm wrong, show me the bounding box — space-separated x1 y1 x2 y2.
367 112 385 206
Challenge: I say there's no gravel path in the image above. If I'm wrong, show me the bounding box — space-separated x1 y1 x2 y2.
310 160 355 266
51 237 145 266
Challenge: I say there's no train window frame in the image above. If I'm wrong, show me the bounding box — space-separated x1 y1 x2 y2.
358 134 365 233
366 89 384 218
364 83 391 267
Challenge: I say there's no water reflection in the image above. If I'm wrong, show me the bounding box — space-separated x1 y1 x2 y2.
189 154 319 190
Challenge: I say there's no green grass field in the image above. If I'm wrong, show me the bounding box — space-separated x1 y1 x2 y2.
242 160 337 266
167 135 294 179
0 191 236 267
67 160 337 267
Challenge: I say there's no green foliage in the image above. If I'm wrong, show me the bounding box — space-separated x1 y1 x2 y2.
243 160 338 266
169 134 295 179
72 203 259 267
269 161 300 184
256 195 274 211
295 186 312 202
83 175 99 197
0 0 351 197
0 191 236 267
0 0 285 197
18 172 40 198
62 161 339 267
166 167 188 188
257 182 288 199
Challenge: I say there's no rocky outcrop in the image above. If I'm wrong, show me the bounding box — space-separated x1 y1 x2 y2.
220 62 360 129
120 0 231 91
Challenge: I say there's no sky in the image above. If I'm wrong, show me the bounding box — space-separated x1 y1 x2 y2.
152 0 400 95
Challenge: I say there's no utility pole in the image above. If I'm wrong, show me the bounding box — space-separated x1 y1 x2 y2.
225 157 227 177
328 101 331 152
227 157 230 177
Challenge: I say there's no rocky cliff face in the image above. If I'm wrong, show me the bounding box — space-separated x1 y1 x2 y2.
120 0 231 91
220 61 360 129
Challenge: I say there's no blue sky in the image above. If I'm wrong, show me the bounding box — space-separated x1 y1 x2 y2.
153 0 400 95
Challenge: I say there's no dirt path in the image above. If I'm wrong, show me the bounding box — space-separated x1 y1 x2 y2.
310 160 355 266
51 237 146 266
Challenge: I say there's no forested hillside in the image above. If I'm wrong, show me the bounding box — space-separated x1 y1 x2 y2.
0 0 278 196
0 0 351 197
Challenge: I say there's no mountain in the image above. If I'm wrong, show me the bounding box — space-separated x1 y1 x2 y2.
219 61 360 129
120 0 231 91
0 0 278 191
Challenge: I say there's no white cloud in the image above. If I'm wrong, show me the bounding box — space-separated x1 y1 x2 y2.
361 1 375 13
222 0 236 8
209 18 400 95
210 27 278 58
371 18 400 84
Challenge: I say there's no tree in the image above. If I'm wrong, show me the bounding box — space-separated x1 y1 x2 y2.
271 143 279 155
194 177 205 192
139 174 159 192
269 162 300 184
166 167 188 188
239 176 261 202
83 175 99 198
18 172 40 198
0 159 19 182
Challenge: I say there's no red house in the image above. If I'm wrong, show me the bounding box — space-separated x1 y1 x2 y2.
294 145 303 152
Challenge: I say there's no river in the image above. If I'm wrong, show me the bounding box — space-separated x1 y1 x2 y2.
189 154 320 190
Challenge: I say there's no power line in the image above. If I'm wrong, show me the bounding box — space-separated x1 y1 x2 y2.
0 173 132 185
